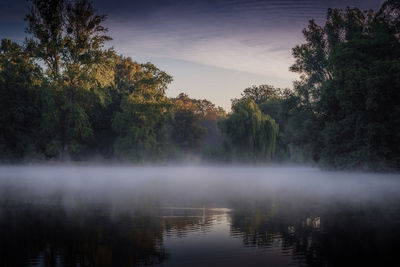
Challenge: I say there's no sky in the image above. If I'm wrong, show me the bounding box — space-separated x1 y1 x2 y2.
0 0 383 110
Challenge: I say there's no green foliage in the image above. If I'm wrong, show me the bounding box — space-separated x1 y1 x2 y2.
1 0 399 169
168 93 207 151
238 84 282 105
221 99 278 161
112 57 172 161
288 2 400 170
0 39 43 160
167 93 226 157
25 0 65 80
319 19 400 169
25 0 115 159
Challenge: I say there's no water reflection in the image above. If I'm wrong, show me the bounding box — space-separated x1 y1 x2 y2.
0 204 167 266
1 199 399 266
229 197 400 267
0 166 400 266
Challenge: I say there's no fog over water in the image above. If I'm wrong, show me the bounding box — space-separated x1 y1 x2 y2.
1 165 400 267
1 165 399 208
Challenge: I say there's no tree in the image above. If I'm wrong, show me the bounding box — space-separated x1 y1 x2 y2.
168 93 206 151
221 99 278 161
0 39 43 160
289 2 400 169
25 0 65 81
112 58 172 161
320 14 400 169
238 84 282 105
25 0 115 159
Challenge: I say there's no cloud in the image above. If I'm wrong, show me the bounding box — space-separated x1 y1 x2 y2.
176 35 296 80
108 18 301 82
0 0 382 110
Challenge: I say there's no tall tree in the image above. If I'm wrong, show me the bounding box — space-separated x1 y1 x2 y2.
289 2 400 169
25 0 65 81
25 0 115 159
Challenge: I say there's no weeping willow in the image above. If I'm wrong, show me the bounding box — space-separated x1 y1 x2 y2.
221 99 279 161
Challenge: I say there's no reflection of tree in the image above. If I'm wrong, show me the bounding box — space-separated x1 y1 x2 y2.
0 203 227 266
161 208 221 238
229 198 400 267
0 204 168 266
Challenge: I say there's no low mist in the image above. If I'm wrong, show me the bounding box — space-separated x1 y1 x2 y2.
1 165 400 267
1 165 399 211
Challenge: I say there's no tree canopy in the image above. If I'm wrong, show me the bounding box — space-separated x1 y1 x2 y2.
0 0 399 170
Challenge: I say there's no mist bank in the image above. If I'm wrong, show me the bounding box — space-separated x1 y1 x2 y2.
1 0 399 171
2 165 400 266
1 165 399 212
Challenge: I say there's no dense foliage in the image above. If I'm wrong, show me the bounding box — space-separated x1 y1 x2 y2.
0 0 399 170
287 2 400 170
220 98 278 161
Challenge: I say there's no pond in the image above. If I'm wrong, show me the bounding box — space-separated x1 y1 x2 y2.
0 166 399 267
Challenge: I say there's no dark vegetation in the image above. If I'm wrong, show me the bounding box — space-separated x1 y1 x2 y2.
0 0 399 170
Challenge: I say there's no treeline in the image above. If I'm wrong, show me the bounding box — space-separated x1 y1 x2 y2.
232 0 400 170
0 0 227 162
1 0 399 170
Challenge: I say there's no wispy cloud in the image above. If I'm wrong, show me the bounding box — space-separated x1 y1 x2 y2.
106 0 381 80
0 0 383 109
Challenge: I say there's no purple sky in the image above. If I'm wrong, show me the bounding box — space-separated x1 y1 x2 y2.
0 0 383 110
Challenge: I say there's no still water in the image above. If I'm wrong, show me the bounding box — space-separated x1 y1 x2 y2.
0 166 399 267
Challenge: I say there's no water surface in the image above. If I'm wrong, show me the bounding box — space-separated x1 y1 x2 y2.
0 166 399 266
